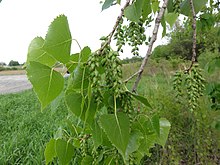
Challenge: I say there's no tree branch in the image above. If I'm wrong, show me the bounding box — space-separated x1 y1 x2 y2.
131 0 169 92
124 70 141 83
98 0 131 54
186 0 197 72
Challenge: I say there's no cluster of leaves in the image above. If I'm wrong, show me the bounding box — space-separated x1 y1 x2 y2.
25 15 171 164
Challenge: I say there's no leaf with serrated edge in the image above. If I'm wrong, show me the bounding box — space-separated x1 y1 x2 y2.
99 113 129 158
26 61 64 110
27 37 57 67
55 139 74 165
44 139 56 165
43 15 72 64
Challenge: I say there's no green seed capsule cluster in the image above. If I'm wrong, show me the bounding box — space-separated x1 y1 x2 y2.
173 0 182 14
80 134 88 157
173 71 184 97
101 49 123 97
114 18 125 53
173 64 205 112
114 18 148 56
87 52 103 103
186 65 205 111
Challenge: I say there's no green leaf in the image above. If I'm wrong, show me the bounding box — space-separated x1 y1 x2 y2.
157 118 171 147
125 131 142 159
26 61 64 110
180 0 208 16
99 113 130 157
27 37 57 67
81 155 93 165
80 46 91 62
127 91 152 108
65 91 83 117
151 114 160 136
102 0 115 11
55 139 75 165
65 53 79 73
117 0 121 4
43 15 72 64
167 0 174 13
104 156 115 165
68 65 89 90
161 16 167 37
66 46 91 73
44 139 56 165
152 0 159 13
91 121 103 149
65 89 96 124
142 0 151 21
124 0 144 22
50 91 64 112
164 12 179 28
139 133 157 156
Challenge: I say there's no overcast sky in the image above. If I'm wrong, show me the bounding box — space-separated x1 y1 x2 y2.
0 0 166 64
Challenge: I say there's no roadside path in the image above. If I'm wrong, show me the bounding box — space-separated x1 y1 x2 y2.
0 75 32 94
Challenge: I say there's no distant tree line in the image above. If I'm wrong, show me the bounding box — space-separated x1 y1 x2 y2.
152 25 220 60
121 56 143 64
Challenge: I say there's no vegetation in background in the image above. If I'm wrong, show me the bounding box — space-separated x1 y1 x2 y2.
8 60 20 66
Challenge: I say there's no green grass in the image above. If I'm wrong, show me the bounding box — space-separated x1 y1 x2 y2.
0 90 67 164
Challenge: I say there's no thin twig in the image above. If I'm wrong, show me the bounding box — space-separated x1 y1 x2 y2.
124 70 141 83
98 0 131 54
131 0 169 92
186 0 197 72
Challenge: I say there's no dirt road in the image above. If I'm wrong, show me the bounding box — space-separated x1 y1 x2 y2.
0 75 32 94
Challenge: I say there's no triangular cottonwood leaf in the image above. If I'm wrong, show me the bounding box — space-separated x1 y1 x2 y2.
43 15 72 64
99 113 130 158
55 139 74 165
164 12 179 28
26 61 64 110
44 139 56 165
27 37 57 67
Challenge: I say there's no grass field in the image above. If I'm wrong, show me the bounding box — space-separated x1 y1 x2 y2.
0 90 67 164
